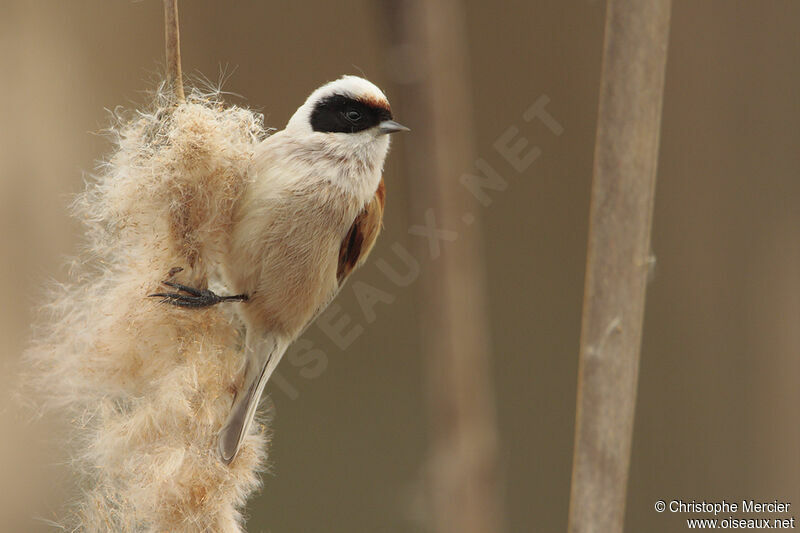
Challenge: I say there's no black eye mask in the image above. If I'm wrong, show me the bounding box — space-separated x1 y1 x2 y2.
310 94 393 134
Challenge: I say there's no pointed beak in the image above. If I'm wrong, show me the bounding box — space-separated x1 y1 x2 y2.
378 120 410 135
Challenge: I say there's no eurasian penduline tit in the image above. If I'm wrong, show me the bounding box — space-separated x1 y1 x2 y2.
151 76 408 463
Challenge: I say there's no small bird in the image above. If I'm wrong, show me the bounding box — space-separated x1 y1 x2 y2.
151 76 407 463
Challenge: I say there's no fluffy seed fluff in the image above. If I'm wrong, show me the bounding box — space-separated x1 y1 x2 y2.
24 86 269 532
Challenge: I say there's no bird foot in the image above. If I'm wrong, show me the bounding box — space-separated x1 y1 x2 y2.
149 280 248 308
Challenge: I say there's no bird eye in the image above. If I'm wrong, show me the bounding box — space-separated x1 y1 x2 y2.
345 110 362 122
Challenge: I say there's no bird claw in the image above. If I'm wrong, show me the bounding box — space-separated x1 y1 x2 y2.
149 280 248 308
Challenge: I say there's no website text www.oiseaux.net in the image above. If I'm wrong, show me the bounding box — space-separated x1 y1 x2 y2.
654 499 795 529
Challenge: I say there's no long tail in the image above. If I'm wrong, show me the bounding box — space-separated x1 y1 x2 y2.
218 333 286 464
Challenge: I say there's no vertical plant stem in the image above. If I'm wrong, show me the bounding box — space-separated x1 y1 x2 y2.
568 2 672 533
381 1 504 532
164 0 185 102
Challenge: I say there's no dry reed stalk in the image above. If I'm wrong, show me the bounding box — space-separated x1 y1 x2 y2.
381 1 505 532
568 2 672 532
164 0 185 103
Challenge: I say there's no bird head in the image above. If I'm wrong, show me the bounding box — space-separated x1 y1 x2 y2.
286 75 408 149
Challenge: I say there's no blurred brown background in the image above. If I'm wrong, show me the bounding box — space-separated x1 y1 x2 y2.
1 1 799 531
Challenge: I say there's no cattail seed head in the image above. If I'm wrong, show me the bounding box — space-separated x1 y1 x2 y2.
25 86 269 532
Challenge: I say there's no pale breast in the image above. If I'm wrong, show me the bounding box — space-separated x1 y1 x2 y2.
227 173 362 338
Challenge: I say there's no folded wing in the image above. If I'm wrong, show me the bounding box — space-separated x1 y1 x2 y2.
337 179 386 284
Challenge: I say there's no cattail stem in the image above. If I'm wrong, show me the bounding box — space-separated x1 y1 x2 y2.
163 0 185 102
568 2 672 532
